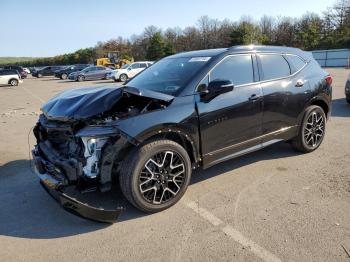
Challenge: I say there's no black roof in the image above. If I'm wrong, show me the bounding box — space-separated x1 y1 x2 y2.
170 45 312 60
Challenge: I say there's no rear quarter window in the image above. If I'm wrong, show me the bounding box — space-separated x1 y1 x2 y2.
285 55 306 73
258 54 291 81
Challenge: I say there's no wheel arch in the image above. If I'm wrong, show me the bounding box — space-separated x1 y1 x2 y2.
297 96 330 126
8 78 18 85
310 98 329 119
139 129 200 168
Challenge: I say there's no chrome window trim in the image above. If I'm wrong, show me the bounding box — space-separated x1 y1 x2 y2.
195 52 309 93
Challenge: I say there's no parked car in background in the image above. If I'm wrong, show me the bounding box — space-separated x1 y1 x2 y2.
32 66 63 78
23 67 31 74
346 74 350 104
68 66 112 81
0 69 23 86
3 65 27 79
54 64 90 80
32 45 332 222
107 61 153 82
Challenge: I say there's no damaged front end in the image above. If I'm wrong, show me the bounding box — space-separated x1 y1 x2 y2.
32 86 172 223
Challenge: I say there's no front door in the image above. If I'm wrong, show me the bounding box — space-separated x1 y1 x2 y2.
196 54 263 167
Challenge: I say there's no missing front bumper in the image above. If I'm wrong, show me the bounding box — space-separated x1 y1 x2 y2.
40 180 123 223
32 149 124 223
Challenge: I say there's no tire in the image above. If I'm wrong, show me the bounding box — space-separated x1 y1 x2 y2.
77 75 85 82
346 97 350 104
104 73 108 80
37 73 42 78
119 74 128 82
61 73 67 80
9 79 18 86
119 139 192 213
291 105 326 153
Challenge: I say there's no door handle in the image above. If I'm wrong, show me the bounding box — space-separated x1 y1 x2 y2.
248 94 261 102
295 80 304 87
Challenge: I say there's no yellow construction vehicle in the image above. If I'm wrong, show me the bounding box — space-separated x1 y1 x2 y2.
95 52 132 69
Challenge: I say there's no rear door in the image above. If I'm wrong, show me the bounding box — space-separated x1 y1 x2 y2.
196 54 263 167
257 53 310 142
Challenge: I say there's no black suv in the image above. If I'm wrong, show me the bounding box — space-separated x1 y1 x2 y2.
32 66 63 78
54 64 90 80
32 45 332 222
3 65 27 79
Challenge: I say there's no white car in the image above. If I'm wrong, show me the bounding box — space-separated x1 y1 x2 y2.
0 69 23 86
108 61 153 82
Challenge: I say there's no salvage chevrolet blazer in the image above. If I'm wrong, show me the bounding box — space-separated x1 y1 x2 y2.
32 45 332 222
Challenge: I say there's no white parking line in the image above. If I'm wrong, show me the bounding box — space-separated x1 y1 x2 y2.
185 201 282 262
186 201 223 226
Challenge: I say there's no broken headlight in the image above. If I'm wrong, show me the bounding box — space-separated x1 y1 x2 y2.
81 137 108 178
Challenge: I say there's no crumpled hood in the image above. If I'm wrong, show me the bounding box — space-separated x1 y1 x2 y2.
41 86 123 122
41 86 174 122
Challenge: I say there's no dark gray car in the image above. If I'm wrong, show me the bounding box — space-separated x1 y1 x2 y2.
68 66 112 82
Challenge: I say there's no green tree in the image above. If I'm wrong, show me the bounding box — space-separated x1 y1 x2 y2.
163 42 176 57
146 32 165 60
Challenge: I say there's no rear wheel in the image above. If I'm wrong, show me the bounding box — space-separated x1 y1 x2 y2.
119 139 192 213
37 73 42 78
119 74 128 82
346 97 350 104
291 105 326 153
77 75 85 82
61 73 67 80
9 79 18 86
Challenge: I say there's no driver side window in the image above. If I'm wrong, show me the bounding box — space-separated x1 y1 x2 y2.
210 55 254 86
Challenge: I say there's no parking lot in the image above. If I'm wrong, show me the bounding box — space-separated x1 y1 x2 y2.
0 69 349 262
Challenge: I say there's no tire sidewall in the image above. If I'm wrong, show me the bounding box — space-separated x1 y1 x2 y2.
300 106 326 152
129 142 192 212
120 74 127 82
77 75 84 82
10 79 18 86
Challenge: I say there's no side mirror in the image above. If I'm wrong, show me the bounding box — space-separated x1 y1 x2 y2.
199 79 234 102
208 79 234 95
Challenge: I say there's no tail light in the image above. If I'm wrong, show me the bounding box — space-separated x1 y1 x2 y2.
325 75 333 85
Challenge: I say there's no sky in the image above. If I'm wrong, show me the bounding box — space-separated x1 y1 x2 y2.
0 0 335 57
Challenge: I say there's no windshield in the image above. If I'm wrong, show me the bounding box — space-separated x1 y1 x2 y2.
121 64 129 69
126 57 210 96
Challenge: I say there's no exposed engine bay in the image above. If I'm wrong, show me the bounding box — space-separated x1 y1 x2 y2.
33 86 172 193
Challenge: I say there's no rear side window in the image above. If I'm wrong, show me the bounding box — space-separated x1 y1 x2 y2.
139 63 147 68
210 55 254 86
131 63 140 69
259 54 291 80
285 55 306 73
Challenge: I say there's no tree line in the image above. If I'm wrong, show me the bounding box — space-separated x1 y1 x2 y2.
11 0 350 67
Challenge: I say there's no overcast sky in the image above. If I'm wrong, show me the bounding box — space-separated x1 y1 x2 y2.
0 0 335 57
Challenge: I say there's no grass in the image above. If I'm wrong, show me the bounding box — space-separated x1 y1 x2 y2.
0 57 39 65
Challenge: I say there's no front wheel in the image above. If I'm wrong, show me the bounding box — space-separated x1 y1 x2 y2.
291 105 326 153
61 73 68 80
346 97 350 104
119 140 192 213
77 75 85 82
37 73 42 78
119 74 128 82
